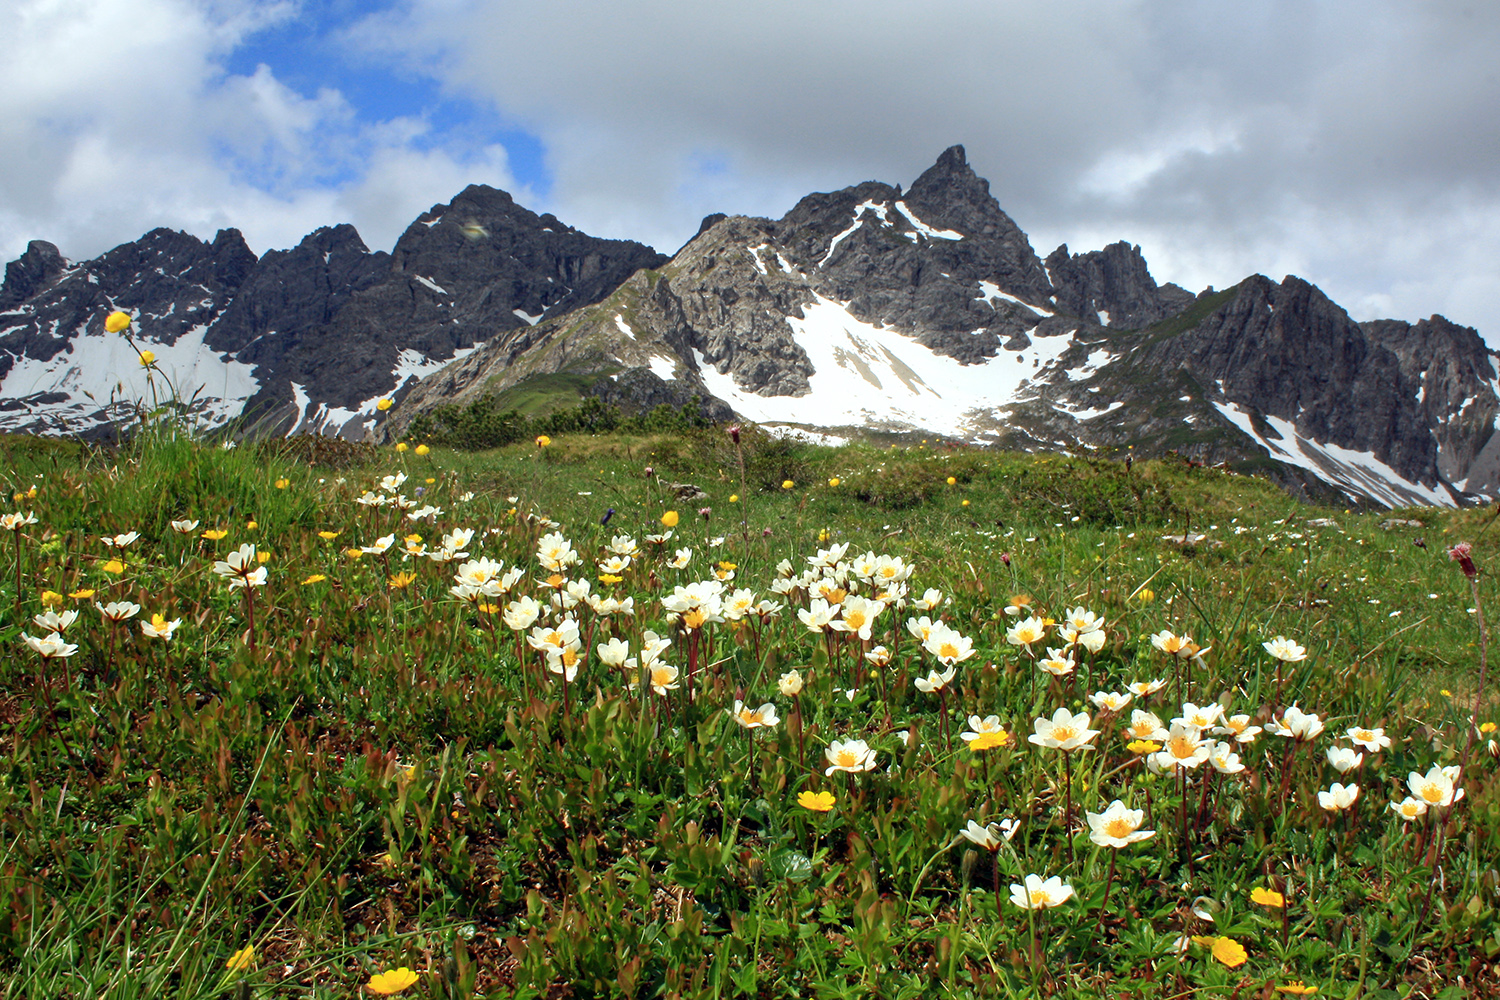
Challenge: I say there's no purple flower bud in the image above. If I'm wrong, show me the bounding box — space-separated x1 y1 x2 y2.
728 425 741 444
699 507 712 521
1450 541 1478 579
1000 552 1011 566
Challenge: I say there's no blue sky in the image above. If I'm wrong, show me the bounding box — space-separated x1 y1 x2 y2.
3 0 1499 340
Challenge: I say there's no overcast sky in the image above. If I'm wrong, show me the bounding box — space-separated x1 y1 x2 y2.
5 0 1499 340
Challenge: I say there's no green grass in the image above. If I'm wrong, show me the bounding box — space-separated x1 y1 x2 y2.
0 423 1496 998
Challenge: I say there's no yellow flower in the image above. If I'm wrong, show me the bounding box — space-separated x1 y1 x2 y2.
138 349 156 366
1482 722 1498 734
256 550 271 563
275 478 289 489
367 967 420 995
396 443 408 452
1192 936 1247 968
599 573 623 585
301 574 326 585
947 476 957 485
414 444 430 456
246 521 257 530
389 572 417 589
225 945 255 971
346 548 364 560
781 480 794 489
40 590 64 608
318 530 340 540
797 790 835 812
1126 739 1162 756
729 494 739 502
1276 983 1318 995
376 398 393 411
104 311 131 333
69 588 95 600
535 434 551 447
101 559 125 575
1134 588 1155 603
661 510 679 527
828 477 840 487
476 602 499 613
1251 886 1285 908
961 499 970 506
202 529 228 540
969 732 1010 751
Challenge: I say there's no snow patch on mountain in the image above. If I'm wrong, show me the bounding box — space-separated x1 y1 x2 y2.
0 324 259 433
694 295 1074 436
1213 401 1454 508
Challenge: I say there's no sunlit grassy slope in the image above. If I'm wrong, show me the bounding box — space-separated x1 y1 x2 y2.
0 426 1494 999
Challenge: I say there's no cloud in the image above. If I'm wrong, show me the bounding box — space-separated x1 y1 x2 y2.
0 0 519 264
351 0 1500 338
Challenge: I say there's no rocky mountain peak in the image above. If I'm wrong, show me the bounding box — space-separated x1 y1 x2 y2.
0 240 67 311
1045 241 1194 329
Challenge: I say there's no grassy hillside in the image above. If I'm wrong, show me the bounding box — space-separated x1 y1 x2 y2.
0 425 1494 998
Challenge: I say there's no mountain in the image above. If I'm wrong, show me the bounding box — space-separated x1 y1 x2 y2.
3 145 1495 509
0 186 664 439
386 146 1496 508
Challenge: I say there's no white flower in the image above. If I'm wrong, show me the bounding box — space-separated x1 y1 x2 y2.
778 670 804 697
0 511 38 531
646 663 680 695
1127 678 1167 697
101 531 140 549
960 820 1013 850
1028 708 1098 751
1317 782 1359 812
96 600 141 622
170 519 200 534
596 637 631 667
1326 747 1364 773
960 715 1005 743
667 547 692 570
140 614 181 641
831 595 886 641
922 621 974 665
361 534 395 555
22 631 77 658
1208 741 1246 774
1086 800 1154 848
1346 726 1392 752
1089 691 1132 712
1123 709 1168 742
1006 616 1048 647
1389 796 1429 822
1009 874 1074 910
1061 626 1107 654
1062 606 1104 634
33 609 78 632
798 598 837 633
1175 702 1224 731
502 596 542 631
1156 723 1211 769
1037 648 1074 676
1407 765 1463 808
914 665 957 693
1263 636 1307 662
824 739 878 775
1270 704 1325 741
1212 714 1262 744
732 701 780 729
212 544 266 588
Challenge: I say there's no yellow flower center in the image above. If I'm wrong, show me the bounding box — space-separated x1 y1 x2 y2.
1168 735 1198 759
1051 725 1077 743
651 667 673 687
1104 817 1133 839
1029 889 1052 907
1420 782 1445 804
938 642 959 659
836 750 860 768
846 611 867 630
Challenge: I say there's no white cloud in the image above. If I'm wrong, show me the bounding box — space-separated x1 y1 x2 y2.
0 0 518 265
349 0 1500 339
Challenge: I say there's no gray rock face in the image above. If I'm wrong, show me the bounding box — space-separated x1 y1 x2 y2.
0 185 665 437
1045 241 1194 329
